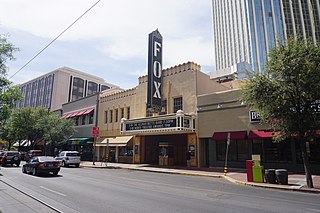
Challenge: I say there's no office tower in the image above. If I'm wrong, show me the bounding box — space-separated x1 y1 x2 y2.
211 0 320 81
16 67 119 112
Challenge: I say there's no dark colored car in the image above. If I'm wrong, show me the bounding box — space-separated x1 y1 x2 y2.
0 151 21 167
22 156 61 176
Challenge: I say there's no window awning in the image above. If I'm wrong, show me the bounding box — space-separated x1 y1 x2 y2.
63 108 94 118
97 136 133 147
83 108 94 115
248 130 276 139
212 131 247 140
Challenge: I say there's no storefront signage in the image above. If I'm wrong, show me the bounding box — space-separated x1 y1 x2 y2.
147 29 163 113
249 110 261 123
126 118 176 131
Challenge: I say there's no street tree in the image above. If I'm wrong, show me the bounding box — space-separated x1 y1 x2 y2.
36 112 75 154
9 107 75 150
241 38 320 188
0 35 22 140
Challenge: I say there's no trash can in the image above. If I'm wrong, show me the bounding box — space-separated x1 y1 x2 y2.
246 160 253 182
253 165 264 183
265 169 276 184
275 169 288 185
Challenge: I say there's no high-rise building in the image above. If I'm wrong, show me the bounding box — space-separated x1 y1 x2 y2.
211 0 320 81
16 67 120 112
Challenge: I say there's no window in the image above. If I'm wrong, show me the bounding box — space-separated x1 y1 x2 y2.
216 140 249 162
121 108 124 119
105 110 108 123
88 111 94 124
110 110 113 123
115 109 118 122
101 85 110 91
72 77 84 101
173 97 183 112
127 107 130 119
161 99 167 114
82 115 87 125
87 81 98 95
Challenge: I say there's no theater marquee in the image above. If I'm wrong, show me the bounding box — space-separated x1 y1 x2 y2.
147 29 163 113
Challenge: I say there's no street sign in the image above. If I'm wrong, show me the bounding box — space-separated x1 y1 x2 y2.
92 127 99 138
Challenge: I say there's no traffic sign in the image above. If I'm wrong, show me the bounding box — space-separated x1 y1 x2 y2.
92 127 99 137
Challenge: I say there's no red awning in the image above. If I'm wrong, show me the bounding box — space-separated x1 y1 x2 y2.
248 130 276 139
212 131 247 140
82 108 94 115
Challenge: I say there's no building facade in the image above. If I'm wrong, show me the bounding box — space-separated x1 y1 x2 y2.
16 67 118 112
211 0 320 81
95 62 231 166
197 86 320 174
61 88 123 160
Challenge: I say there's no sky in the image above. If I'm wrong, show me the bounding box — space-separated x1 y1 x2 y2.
0 0 215 89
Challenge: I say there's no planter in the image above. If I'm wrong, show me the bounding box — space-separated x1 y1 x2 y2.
275 169 288 185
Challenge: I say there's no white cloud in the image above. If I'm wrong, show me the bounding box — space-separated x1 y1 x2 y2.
1 0 215 89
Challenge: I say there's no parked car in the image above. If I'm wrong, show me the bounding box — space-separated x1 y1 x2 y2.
55 151 81 167
0 151 21 167
26 150 42 161
22 156 60 176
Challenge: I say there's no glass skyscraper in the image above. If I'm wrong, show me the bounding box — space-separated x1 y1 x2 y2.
211 0 320 80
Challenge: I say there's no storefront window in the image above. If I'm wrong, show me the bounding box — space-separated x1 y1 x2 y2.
216 140 249 161
119 147 133 156
264 139 292 163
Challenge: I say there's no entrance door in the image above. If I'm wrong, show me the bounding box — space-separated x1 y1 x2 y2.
145 140 159 164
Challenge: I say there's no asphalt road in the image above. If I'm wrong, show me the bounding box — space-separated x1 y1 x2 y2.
1 164 320 213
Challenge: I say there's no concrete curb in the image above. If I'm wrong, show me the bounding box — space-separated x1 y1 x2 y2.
81 164 320 194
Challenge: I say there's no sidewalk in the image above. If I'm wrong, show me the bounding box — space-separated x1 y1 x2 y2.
81 161 320 194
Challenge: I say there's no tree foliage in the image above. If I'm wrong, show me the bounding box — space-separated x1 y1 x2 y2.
241 38 320 188
9 107 75 149
0 35 22 141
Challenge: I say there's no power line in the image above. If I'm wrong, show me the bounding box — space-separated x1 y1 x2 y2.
9 0 101 79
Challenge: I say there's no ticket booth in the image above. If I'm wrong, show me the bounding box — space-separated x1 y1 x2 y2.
159 142 174 166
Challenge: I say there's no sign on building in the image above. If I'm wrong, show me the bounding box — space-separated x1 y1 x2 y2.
147 29 163 113
249 110 261 123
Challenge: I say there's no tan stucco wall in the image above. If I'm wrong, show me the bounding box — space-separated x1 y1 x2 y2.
197 89 269 138
98 62 231 138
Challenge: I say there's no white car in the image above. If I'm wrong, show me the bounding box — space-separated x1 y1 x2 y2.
55 151 80 167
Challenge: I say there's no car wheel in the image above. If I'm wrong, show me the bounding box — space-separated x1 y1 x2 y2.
62 161 67 167
52 171 58 176
22 166 27 173
75 164 80 168
32 168 37 176
16 162 20 167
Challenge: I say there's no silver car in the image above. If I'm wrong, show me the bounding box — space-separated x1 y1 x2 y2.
55 151 80 167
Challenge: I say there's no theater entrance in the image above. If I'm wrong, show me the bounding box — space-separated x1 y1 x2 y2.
142 134 188 166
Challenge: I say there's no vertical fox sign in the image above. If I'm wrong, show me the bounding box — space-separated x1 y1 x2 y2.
147 29 163 113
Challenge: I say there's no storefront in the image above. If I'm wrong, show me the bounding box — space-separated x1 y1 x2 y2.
120 111 197 166
197 87 320 174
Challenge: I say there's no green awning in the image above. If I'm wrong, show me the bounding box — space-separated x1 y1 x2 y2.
68 138 91 141
67 138 93 145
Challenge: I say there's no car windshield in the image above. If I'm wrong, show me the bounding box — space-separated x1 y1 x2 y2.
66 153 80 157
38 156 55 162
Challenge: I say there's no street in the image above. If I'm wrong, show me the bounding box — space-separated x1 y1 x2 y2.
1 165 320 213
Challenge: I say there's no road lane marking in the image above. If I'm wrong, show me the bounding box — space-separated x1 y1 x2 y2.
40 186 66 197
